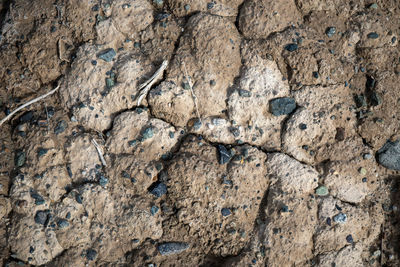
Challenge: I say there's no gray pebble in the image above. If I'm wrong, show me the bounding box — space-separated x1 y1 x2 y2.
157 242 189 255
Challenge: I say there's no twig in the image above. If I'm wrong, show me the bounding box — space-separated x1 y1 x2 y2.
136 60 168 106
91 139 107 167
0 84 60 128
182 61 201 122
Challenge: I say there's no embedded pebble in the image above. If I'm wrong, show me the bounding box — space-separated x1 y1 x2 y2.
269 97 296 116
149 182 167 198
97 48 116 62
377 140 400 170
157 242 189 255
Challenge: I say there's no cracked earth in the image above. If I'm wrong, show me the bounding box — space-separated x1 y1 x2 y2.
0 0 400 266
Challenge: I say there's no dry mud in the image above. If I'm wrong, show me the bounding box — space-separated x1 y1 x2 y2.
0 0 400 266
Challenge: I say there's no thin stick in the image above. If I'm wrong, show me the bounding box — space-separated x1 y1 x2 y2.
0 84 60 128
136 60 168 106
182 61 201 122
91 139 107 167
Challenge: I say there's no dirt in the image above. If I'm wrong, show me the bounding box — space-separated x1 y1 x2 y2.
0 0 400 266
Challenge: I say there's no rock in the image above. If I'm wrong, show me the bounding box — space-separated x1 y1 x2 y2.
377 140 400 170
34 210 49 225
316 186 329 196
14 150 26 167
19 111 34 122
367 32 379 39
325 27 336 37
284 43 298 52
86 249 97 261
142 127 154 140
157 242 189 255
54 120 67 135
346 234 354 243
221 208 231 216
217 144 232 164
57 219 69 229
148 182 167 198
97 48 116 62
333 213 347 223
269 97 296 116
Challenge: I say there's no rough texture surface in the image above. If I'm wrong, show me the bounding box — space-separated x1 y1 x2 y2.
0 0 400 266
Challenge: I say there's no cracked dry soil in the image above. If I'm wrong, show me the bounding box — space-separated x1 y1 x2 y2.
0 0 400 266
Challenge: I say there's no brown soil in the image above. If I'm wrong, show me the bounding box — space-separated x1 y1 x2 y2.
0 0 400 266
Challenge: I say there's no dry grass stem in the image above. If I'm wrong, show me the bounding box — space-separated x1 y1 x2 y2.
91 138 107 167
0 84 60 128
136 60 168 106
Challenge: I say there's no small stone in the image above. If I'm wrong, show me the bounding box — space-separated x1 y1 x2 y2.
284 43 298 52
238 89 252 97
377 140 400 170
57 219 69 229
221 208 231 216
207 2 215 9
182 82 191 90
37 148 48 158
315 186 329 196
370 91 382 106
218 145 232 164
99 175 108 187
54 120 68 134
312 72 319 78
157 242 189 255
368 3 378 9
362 177 367 183
169 131 175 138
97 48 116 62
299 123 307 130
128 140 137 147
193 120 202 130
30 192 45 205
91 60 97 66
105 78 115 89
150 205 159 215
367 32 379 39
19 111 34 122
86 249 97 261
333 213 347 223
346 234 354 243
15 150 26 167
34 210 49 225
142 127 154 140
184 4 190 11
148 182 167 198
363 153 372 159
326 217 332 226
354 94 367 108
358 167 367 175
325 27 336 37
269 97 296 116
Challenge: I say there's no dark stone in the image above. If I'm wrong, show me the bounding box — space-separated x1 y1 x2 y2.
15 150 26 167
326 217 331 226
346 234 354 243
97 48 116 62
269 97 296 116
299 123 307 130
54 120 68 134
142 127 154 140
284 43 298 52
312 72 319 78
238 89 252 97
157 242 189 255
19 111 34 122
148 182 167 198
150 205 159 215
221 208 231 216
98 175 108 186
75 194 83 204
325 27 336 37
30 192 45 205
370 91 382 106
34 210 49 225
377 140 400 170
335 127 345 141
367 32 379 39
57 219 69 229
218 145 232 164
353 94 367 108
37 148 48 158
207 2 215 9
86 249 97 261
